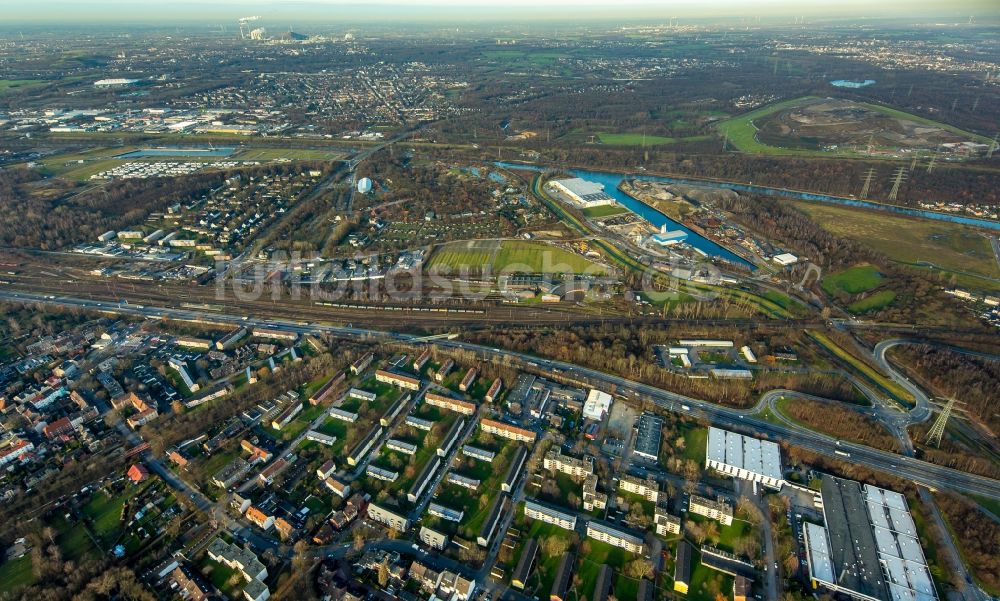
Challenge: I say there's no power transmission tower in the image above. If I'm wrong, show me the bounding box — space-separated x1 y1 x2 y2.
925 398 957 448
926 153 937 174
888 167 907 202
860 167 875 198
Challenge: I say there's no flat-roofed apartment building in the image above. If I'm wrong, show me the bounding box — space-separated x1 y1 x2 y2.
419 526 448 550
524 498 577 530
689 494 734 526
619 474 659 502
544 449 593 477
480 418 536 443
706 427 784 489
804 475 938 601
582 474 607 511
655 507 682 536
366 503 410 532
586 519 646 554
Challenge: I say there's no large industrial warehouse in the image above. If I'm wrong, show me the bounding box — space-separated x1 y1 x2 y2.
706 427 784 489
548 177 617 208
804 475 937 601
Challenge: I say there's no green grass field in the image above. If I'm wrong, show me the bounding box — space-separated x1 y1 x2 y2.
821 264 884 295
581 204 630 218
427 240 607 275
0 554 35 594
848 289 898 314
0 79 46 95
797 201 1000 293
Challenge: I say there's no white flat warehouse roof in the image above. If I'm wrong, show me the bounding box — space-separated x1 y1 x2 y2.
707 427 782 482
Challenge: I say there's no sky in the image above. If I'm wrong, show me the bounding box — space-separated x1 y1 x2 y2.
3 0 998 24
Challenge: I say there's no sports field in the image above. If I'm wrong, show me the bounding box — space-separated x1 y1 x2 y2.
426 239 607 275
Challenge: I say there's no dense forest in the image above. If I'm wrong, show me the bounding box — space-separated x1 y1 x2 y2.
890 344 1000 434
935 493 1000 595
780 398 898 451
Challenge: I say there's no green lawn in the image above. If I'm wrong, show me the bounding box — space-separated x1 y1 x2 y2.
576 539 634 600
202 557 243 599
762 290 809 316
427 240 607 275
515 514 578 596
0 554 35 594
687 554 734 601
581 205 630 218
821 264 884 295
0 79 46 95
683 427 708 465
848 290 897 314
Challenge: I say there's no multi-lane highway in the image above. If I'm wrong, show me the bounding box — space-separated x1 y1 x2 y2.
4 289 999 501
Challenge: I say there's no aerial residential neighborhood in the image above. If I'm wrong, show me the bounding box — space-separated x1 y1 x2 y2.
1 1 999 601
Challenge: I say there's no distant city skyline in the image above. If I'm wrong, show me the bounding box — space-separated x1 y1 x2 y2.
3 0 999 25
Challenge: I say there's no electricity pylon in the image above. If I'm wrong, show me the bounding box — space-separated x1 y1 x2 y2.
925 398 957 448
860 167 875 198
888 167 907 202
